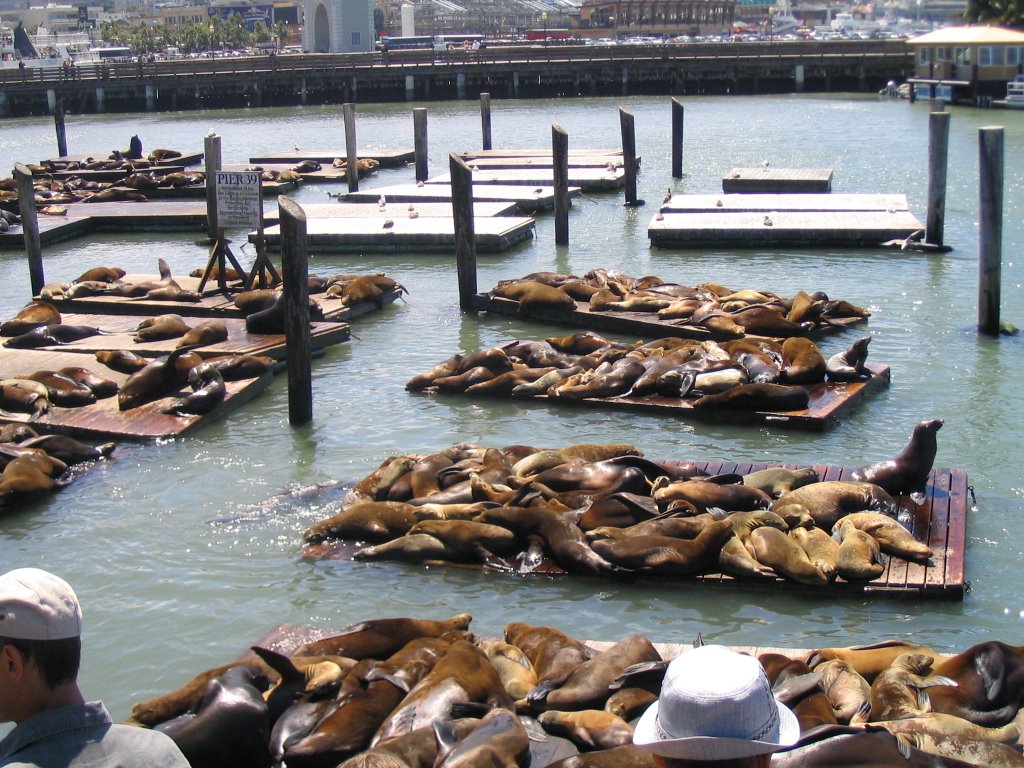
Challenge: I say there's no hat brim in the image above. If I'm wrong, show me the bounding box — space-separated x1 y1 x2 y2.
633 698 801 761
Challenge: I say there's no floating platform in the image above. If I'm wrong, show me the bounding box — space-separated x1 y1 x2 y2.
455 148 633 171
33 165 187 183
0 347 273 441
427 167 624 192
222 163 376 184
257 216 535 253
475 294 865 342
247 148 415 168
263 202 520 223
649 196 924 248
41 151 204 168
723 167 833 193
343 183 577 213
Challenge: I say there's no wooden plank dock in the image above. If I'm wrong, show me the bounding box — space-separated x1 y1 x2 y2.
222 163 377 184
476 295 865 342
427 167 625 192
42 151 204 168
722 167 833 193
258 215 535 253
247 148 415 168
454 148 633 171
662 193 911 214
32 165 187 182
263 202 520 223
343 183 576 213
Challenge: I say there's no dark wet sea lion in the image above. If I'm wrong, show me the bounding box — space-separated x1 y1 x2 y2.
691 382 810 411
295 613 473 659
304 501 418 543
161 363 226 416
204 354 276 381
850 419 943 498
19 434 114 465
758 653 837 731
929 642 1024 726
73 266 126 283
550 359 647 400
547 743 656 768
826 336 872 381
652 478 771 514
117 347 202 410
0 385 50 420
24 370 97 407
0 301 61 336
235 289 279 315
57 367 118 398
591 520 734 577
3 323 107 348
769 724 977 767
742 466 819 497
0 454 70 508
134 314 191 342
434 708 530 768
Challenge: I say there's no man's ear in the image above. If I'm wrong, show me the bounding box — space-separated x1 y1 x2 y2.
1 643 25 678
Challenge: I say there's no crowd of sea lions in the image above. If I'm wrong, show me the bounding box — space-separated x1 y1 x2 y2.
488 269 872 339
301 426 942 587
407 331 876 413
123 613 1024 768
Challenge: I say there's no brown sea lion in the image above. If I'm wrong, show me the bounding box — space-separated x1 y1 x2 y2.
0 454 70 508
434 707 530 768
652 478 771 514
769 725 979 767
504 622 593 696
826 336 872 381
464 367 558 397
604 687 658 722
510 444 642 478
304 501 418 543
3 323 108 349
849 419 943 499
545 331 619 355
806 641 941 683
781 337 827 384
0 301 61 337
870 653 958 721
235 289 279 315
896 731 1024 767
160 363 226 416
352 533 455 563
728 304 812 337
833 512 932 562
134 314 191 342
790 526 840 581
929 642 1024 726
718 534 777 579
19 434 115 465
742 466 819 498
406 519 521 562
491 281 578 314
204 355 276 381
295 614 473 660
873 712 1021 745
24 371 96 407
771 481 897 530
0 385 50 420
537 710 634 750
691 382 810 412
481 640 538 700
590 520 734 577
746 526 827 585
73 266 126 283
816 659 871 724
95 349 150 374
547 744 656 768
835 522 885 581
177 319 229 348
758 653 838 732
117 347 202 410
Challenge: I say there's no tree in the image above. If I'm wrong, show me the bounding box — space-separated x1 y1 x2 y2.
964 0 1024 28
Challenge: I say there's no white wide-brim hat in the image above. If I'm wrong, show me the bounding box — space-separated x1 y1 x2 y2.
633 645 800 761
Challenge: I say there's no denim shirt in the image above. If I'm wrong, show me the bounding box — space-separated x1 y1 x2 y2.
0 701 190 768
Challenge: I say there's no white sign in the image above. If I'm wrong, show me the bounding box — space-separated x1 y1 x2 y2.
215 171 261 229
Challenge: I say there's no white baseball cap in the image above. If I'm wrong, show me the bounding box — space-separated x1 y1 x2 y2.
0 568 83 641
633 645 800 760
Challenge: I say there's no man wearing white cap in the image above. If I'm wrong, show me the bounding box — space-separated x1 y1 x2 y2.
633 644 800 768
0 567 191 767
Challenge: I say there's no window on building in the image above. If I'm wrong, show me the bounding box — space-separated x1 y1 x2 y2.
954 46 970 65
351 31 361 45
979 46 1005 66
1007 46 1022 67
919 47 931 64
935 46 951 62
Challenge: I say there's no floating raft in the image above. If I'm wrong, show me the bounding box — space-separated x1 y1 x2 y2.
41 151 204 168
475 295 864 342
427 167 624 192
649 195 924 248
343 183 576 213
419 363 890 432
455 148 633 171
247 148 415 168
222 163 376 184
723 167 833 193
263 201 520 224
0 347 273 441
258 215 535 253
32 165 187 182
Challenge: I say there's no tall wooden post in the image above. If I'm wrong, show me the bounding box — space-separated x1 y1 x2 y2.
204 133 222 241
278 196 313 424
450 153 477 312
14 163 44 296
414 108 428 182
344 103 358 192
619 107 640 206
925 110 949 248
480 92 492 150
978 126 1003 336
53 97 68 158
552 124 569 246
671 97 684 179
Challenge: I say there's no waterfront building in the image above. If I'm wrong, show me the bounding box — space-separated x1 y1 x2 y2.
908 24 1024 100
576 0 735 37
304 0 372 51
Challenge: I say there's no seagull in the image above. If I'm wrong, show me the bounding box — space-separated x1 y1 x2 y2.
409 209 419 219
294 144 300 151
382 219 394 229
662 188 672 205
902 230 924 251
762 160 770 168
416 181 425 187
715 199 723 207
408 204 416 211
378 195 387 210
206 129 216 138
763 215 773 227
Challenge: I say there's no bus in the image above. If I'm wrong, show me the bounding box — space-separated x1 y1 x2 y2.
377 35 433 50
433 33 484 48
88 46 133 61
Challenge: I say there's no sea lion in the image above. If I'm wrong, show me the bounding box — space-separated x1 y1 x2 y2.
52 368 116 400
3 323 107 349
742 466 819 498
235 289 279 315
549 359 646 400
504 622 593 697
772 481 897 530
530 633 661 712
790 526 840 581
833 512 932 562
19 434 115 465
652 478 771 514
204 355 275 381
849 419 943 499
590 520 734 577
73 266 126 283
691 382 810 411
177 319 229 348
546 331 619 355
869 653 958 721
806 641 941 683
578 493 666 532
0 453 71 508
718 534 777 579
0 301 61 337
134 314 191 342
161 363 226 416
433 707 530 768
0 385 50 420
24 371 97 407
510 444 642 478
873 712 1021 745
464 367 559 397
511 366 584 398
537 710 634 750
746 526 828 585
0 424 38 443
352 533 456 563
835 521 885 581
405 519 521 563
895 731 1024 767
604 688 658 721
547 744 656 768
727 304 812 337
294 614 473 660
781 337 827 384
491 281 578 314
769 724 978 767
117 347 202 410
481 640 538 700
95 349 150 374
826 336 872 381
83 186 148 203
816 659 871 724
929 641 1024 726
758 653 837 731
304 501 418 543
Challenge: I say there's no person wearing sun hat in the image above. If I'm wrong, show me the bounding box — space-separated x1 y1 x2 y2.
633 644 800 768
0 567 191 767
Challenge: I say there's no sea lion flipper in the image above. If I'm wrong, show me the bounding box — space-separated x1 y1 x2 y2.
158 258 172 279
363 669 410 693
894 733 915 759
772 671 824 706
449 701 491 718
433 720 459 754
250 646 303 684
526 680 559 704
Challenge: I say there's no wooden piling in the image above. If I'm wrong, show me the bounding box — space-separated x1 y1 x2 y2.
552 124 569 245
53 97 67 158
480 92 492 151
671 97 684 179
204 133 222 241
278 196 313 424
344 103 358 192
414 108 428 182
978 126 1003 336
926 110 949 247
619 107 641 206
450 153 478 312
14 163 44 296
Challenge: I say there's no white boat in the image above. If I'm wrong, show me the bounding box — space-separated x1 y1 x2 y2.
995 78 1024 109
768 0 802 36
0 19 95 69
828 11 881 35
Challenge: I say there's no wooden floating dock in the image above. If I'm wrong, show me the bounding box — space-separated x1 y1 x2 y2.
649 198 925 248
476 295 864 342
455 148 633 171
662 193 911 214
722 167 834 193
222 163 377 185
32 165 187 182
258 215 535 253
263 201 520 223
42 151 205 168
343 183 576 213
427 166 625 192
0 347 274 441
416 362 890 432
247 148 415 168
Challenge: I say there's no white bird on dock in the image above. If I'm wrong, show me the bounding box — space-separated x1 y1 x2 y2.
763 215 773 227
378 195 387 210
762 160 770 168
206 129 216 138
382 219 394 229
409 208 419 219
715 199 723 207
416 181 425 187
